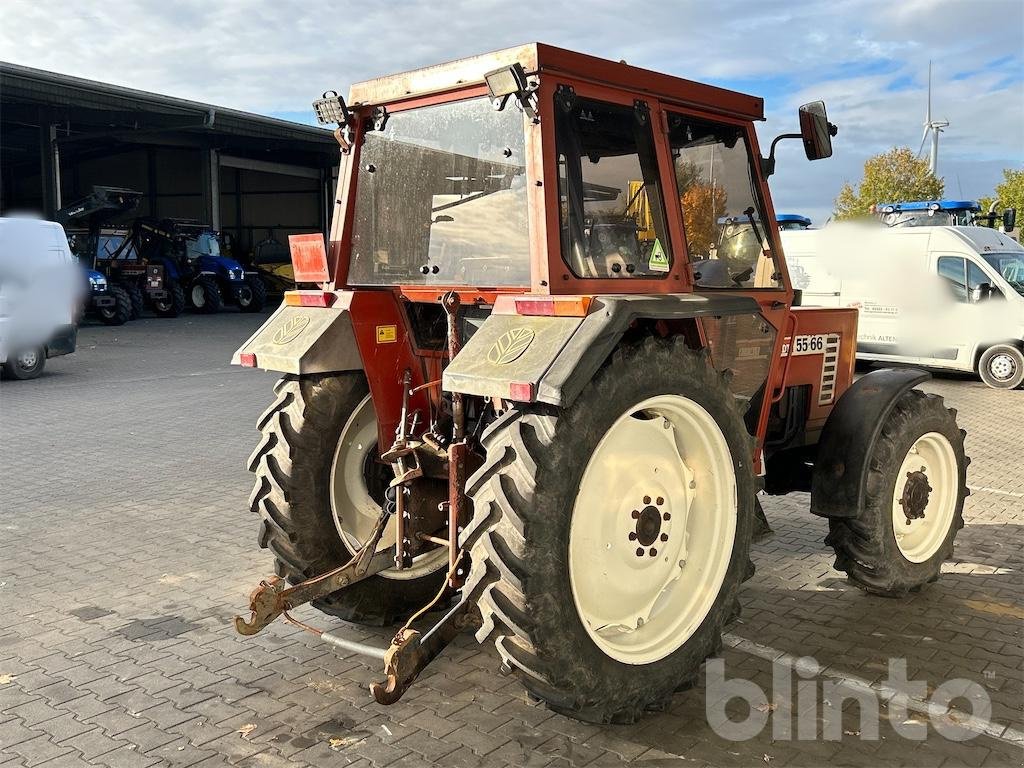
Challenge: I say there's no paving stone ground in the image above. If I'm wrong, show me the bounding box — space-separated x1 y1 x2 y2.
1 312 1021 768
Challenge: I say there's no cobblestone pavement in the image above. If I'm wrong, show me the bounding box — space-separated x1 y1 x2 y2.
1 313 1021 768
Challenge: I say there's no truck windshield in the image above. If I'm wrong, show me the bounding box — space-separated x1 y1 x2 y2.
982 252 1024 296
348 96 530 287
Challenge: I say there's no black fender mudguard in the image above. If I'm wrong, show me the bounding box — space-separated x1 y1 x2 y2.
810 367 930 518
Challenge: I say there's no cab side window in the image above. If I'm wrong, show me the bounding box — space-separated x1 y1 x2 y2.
937 256 967 302
554 92 673 279
667 113 780 289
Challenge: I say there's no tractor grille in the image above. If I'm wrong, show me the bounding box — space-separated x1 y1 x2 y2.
818 334 841 405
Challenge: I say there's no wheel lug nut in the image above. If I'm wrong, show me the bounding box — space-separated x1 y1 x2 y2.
660 533 668 542
636 547 644 557
628 532 637 541
643 496 651 504
631 509 640 519
663 512 671 521
656 496 664 505
649 548 658 557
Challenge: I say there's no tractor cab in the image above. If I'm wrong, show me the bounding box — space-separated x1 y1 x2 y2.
231 45 968 722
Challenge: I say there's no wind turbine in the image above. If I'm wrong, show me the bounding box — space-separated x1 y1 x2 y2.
918 61 949 176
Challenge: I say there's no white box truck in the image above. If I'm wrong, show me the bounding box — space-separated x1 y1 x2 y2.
781 223 1024 389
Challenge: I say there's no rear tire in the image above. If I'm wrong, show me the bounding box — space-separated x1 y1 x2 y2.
152 280 185 318
99 286 132 326
2 347 46 380
190 275 222 314
462 338 756 723
825 389 967 596
247 373 447 625
978 344 1024 389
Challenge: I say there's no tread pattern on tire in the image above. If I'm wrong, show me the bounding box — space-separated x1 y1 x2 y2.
246 374 446 625
825 389 968 596
192 275 223 314
461 336 756 723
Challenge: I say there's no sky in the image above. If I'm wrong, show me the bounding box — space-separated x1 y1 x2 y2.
2 0 1022 224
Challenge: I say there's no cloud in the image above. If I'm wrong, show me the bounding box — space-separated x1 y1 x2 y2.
2 0 1022 221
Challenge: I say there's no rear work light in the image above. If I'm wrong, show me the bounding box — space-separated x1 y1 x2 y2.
284 291 335 308
239 353 257 368
513 296 592 317
508 381 535 402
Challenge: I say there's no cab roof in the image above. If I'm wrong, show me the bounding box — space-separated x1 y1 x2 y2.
348 43 764 122
876 199 981 213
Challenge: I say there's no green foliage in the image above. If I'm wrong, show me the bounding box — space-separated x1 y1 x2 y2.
834 147 944 220
994 168 1024 215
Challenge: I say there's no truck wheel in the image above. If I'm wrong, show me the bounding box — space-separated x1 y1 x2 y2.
825 390 967 596
978 344 1024 389
190 275 222 314
2 347 46 380
123 283 144 320
99 286 132 326
152 280 185 318
463 338 756 723
248 373 449 625
238 275 267 313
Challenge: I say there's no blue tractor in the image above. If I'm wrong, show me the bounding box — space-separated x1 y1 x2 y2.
79 266 133 325
135 219 266 314
776 213 813 230
875 199 1016 231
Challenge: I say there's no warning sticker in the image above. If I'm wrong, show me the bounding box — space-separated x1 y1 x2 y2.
648 239 669 272
376 325 398 344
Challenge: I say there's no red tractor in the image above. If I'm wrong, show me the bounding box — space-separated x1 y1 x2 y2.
233 44 968 723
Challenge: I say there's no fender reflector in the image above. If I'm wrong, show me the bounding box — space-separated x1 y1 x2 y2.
513 296 592 317
284 291 335 308
239 353 257 368
508 381 534 402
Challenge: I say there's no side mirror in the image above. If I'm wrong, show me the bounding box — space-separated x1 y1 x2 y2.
971 282 993 302
1003 208 1017 232
798 101 836 161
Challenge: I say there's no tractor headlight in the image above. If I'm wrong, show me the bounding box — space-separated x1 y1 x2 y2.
89 275 107 290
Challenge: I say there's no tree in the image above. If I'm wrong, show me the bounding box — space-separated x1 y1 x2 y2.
833 147 944 220
681 183 727 255
994 168 1024 215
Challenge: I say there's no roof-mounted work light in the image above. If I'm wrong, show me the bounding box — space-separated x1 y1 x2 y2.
312 90 351 126
484 63 536 118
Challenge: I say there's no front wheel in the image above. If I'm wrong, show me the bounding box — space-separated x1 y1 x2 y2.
122 283 144 320
2 347 46 380
825 389 967 596
237 275 267 313
978 344 1024 389
463 338 756 723
152 280 185 318
98 286 132 325
189 275 222 314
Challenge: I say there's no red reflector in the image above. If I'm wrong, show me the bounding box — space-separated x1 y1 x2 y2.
239 353 257 368
514 299 555 316
508 381 534 402
288 233 330 283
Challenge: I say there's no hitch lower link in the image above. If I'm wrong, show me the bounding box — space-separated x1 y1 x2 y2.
234 505 478 704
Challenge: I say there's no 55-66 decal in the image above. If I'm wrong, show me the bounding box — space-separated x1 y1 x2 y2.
781 334 829 357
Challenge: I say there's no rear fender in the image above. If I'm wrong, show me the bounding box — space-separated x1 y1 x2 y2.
232 290 427 447
810 367 930 518
443 293 761 407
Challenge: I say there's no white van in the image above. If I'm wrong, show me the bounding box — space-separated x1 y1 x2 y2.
0 217 81 380
781 223 1024 389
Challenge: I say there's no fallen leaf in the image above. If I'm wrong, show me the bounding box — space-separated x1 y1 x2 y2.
237 723 257 738
755 702 777 713
844 730 861 736
381 725 393 737
762 754 773 764
0 674 16 685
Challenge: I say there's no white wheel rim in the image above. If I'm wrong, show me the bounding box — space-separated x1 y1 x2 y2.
192 285 205 306
988 353 1017 382
18 350 39 369
569 394 737 665
891 432 958 563
329 394 447 580
238 287 252 306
